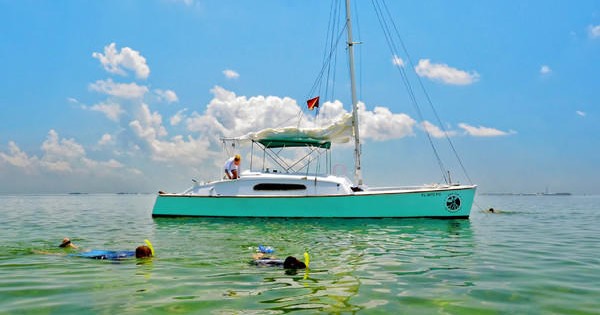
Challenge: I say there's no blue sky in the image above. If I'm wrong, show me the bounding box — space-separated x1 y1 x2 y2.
1 0 599 194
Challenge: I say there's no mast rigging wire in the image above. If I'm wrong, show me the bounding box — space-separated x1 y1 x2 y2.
371 0 449 184
371 0 474 185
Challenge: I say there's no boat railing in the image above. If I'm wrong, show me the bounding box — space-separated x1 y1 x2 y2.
220 137 333 177
240 170 335 178
250 139 331 175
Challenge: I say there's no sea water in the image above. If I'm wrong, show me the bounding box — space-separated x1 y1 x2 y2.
0 194 599 314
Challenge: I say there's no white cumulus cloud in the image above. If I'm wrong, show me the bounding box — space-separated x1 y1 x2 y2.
0 130 127 174
392 55 405 67
42 130 85 160
82 101 124 122
184 86 416 142
89 79 148 99
358 103 416 141
40 130 86 172
540 65 552 75
588 24 600 38
127 104 214 166
185 86 304 138
420 121 457 138
146 134 213 165
0 141 38 171
170 109 188 126
92 43 150 79
98 133 113 145
458 123 515 137
154 89 179 103
82 157 124 169
223 69 240 79
415 59 479 85
129 104 168 142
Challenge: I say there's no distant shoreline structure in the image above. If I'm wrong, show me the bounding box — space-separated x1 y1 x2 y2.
480 192 572 196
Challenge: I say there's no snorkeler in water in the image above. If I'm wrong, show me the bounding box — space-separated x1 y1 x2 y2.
57 238 154 260
251 245 309 269
254 256 307 269
485 207 503 214
59 237 78 249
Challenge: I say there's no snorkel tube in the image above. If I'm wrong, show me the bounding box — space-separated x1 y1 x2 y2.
303 252 310 268
303 251 310 280
144 239 155 257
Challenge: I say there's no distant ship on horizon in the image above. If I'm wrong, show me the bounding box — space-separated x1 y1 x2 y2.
481 190 572 196
539 186 571 196
537 192 572 196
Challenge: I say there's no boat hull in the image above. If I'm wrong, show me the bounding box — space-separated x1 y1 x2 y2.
152 186 476 218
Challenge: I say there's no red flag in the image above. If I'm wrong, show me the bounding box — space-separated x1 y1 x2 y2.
307 96 319 111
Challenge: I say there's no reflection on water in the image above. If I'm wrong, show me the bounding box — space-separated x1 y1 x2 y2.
1 194 600 314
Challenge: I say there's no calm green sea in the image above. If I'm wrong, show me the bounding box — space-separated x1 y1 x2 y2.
1 194 599 314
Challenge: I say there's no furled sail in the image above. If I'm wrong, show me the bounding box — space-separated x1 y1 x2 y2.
239 113 352 146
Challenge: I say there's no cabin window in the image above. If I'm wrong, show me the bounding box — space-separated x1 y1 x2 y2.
253 183 307 191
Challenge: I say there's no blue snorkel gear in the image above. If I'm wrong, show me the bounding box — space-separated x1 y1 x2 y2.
258 245 274 254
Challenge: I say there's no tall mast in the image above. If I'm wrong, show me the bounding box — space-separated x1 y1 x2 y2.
345 0 363 186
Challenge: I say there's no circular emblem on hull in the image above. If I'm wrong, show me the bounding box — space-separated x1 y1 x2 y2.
445 194 462 212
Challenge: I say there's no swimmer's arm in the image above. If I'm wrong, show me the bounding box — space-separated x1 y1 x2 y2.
32 250 64 256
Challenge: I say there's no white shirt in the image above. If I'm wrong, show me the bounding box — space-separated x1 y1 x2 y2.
224 157 239 178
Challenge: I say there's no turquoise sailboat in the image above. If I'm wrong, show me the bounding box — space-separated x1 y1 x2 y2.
152 1 477 218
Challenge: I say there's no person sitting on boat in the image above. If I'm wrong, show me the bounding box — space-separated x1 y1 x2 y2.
224 154 241 179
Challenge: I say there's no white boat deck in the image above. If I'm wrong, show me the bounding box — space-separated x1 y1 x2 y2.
175 171 472 197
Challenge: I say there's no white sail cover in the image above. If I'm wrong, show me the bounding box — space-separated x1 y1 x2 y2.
239 113 353 144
